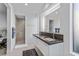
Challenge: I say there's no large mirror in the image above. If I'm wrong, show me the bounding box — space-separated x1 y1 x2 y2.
40 4 61 34
45 10 60 33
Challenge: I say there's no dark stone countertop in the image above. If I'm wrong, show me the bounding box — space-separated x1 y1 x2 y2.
33 34 63 45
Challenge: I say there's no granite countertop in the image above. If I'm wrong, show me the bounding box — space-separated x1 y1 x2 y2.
33 34 63 45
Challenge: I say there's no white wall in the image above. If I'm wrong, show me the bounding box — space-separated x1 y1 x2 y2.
59 4 70 55
0 13 7 29
0 4 7 37
26 15 39 46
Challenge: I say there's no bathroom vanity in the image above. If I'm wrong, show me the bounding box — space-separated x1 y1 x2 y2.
35 4 64 55
33 32 64 56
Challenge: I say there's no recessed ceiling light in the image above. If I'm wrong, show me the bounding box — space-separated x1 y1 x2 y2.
25 3 28 6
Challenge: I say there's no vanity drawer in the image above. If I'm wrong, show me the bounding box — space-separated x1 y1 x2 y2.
36 39 49 56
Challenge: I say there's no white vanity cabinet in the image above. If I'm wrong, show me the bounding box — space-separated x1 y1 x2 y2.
34 36 49 55
34 36 64 56
48 43 64 56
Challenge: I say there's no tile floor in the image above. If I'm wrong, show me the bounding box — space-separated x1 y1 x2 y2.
7 45 35 56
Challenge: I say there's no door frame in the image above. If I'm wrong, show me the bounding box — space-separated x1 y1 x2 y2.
4 3 12 55
15 15 27 48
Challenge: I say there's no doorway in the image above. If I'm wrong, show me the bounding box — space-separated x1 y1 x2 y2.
49 20 53 33
15 15 25 45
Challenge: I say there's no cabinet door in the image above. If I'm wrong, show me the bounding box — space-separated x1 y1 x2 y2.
37 39 49 56
34 37 49 56
49 43 64 56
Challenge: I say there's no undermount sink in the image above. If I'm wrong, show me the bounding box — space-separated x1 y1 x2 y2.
36 35 56 42
43 38 56 42
40 36 47 39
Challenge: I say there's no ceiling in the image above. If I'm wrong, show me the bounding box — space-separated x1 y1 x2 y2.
11 3 56 16
0 3 7 13
46 7 61 19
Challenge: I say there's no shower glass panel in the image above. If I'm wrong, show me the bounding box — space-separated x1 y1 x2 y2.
73 3 79 53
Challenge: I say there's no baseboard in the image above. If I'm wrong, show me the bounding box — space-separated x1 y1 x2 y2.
15 44 27 49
